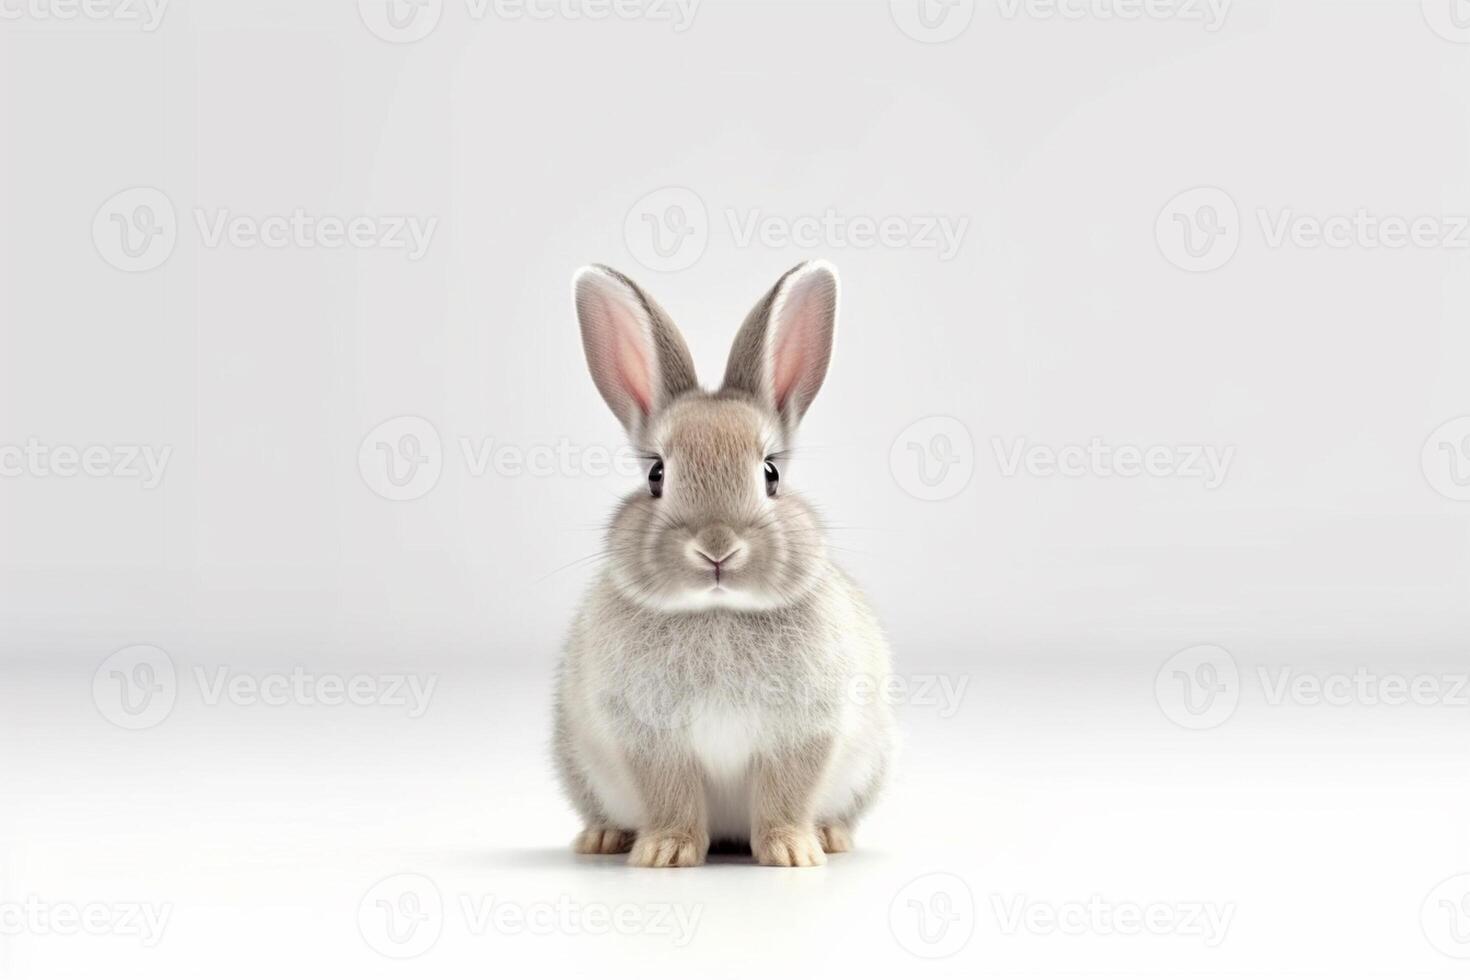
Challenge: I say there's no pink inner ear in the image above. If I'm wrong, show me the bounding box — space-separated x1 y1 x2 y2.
615 329 653 417
771 322 810 412
769 274 830 412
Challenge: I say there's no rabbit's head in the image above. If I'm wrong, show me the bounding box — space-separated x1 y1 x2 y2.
574 261 839 613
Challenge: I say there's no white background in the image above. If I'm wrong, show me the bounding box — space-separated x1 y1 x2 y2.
2 0 1469 976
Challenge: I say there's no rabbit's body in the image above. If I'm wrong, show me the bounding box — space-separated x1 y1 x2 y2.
555 559 892 844
554 261 893 867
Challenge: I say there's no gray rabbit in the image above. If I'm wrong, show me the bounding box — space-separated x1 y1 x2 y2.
554 261 895 867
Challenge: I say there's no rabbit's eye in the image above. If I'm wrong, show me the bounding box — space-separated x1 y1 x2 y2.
763 458 779 497
648 459 664 498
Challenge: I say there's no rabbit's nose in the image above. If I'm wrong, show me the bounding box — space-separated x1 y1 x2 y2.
686 528 746 572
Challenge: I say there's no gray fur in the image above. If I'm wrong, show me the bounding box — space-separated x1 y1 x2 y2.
556 262 895 867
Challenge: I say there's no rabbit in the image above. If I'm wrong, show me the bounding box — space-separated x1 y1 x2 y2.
553 260 895 868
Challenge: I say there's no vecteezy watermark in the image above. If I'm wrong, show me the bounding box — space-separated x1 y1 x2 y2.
890 0 976 43
92 646 439 730
0 0 169 31
458 894 701 946
620 669 973 733
990 894 1235 947
194 667 437 718
193 209 436 259
357 873 703 958
1158 186 1470 272
1155 644 1241 730
889 425 1233 499
623 187 970 273
850 672 971 719
889 872 976 959
358 416 444 501
1156 646 1470 730
0 897 173 947
994 0 1231 30
92 187 438 272
93 645 178 730
891 0 1229 43
1422 417 1470 502
0 439 172 488
889 416 976 502
992 437 1235 489
726 209 969 261
1256 209 1470 252
92 187 177 272
1421 873 1470 959
357 0 444 42
624 187 709 272
357 0 700 43
1257 667 1470 708
1156 186 1240 273
357 415 650 501
1422 0 1470 44
359 874 443 959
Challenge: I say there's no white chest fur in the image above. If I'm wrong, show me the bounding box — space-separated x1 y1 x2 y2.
685 701 762 782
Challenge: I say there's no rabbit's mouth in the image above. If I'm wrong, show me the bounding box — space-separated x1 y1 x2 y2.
669 562 778 611
699 569 734 595
673 582 774 613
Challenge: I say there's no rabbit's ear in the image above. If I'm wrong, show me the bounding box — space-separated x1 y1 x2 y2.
574 265 698 436
721 260 838 427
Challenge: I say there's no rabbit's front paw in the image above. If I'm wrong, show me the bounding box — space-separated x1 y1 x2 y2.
754 827 827 867
628 830 707 868
573 825 634 855
816 823 852 853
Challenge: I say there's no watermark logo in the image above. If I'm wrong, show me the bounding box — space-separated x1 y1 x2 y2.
851 672 971 719
0 897 173 946
483 0 699 30
358 422 661 500
890 872 975 958
890 0 975 43
1258 667 1470 708
624 187 709 273
357 873 702 954
92 645 178 731
95 650 438 729
1257 209 1470 251
93 189 437 270
359 416 444 502
619 665 704 732
193 209 437 259
992 437 1234 489
1422 417 1470 502
358 0 444 42
0 439 173 488
1155 644 1239 730
459 894 701 944
358 0 699 43
623 188 970 272
621 669 971 733
991 894 1234 946
1162 656 1470 726
995 0 1231 30
92 187 177 273
1422 0 1470 43
890 416 975 501
359 873 443 959
194 667 437 717
727 209 968 261
1160 187 1470 272
0 0 170 31
1422 874 1470 958
1156 186 1240 272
